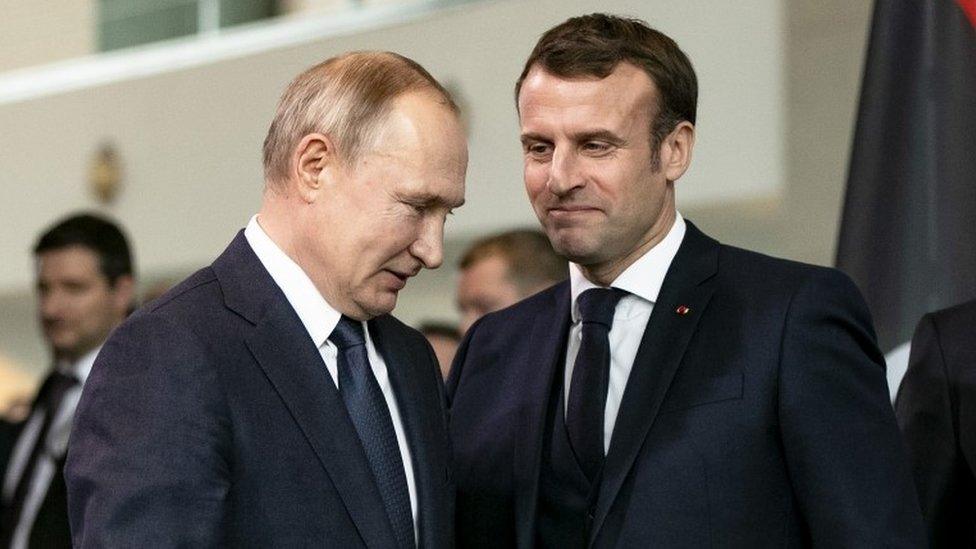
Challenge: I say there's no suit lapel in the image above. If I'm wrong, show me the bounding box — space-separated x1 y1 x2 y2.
589 223 720 544
370 316 450 549
513 283 572 548
214 232 397 548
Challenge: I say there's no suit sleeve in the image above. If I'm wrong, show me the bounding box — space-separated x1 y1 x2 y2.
777 269 925 547
895 313 966 547
65 313 232 547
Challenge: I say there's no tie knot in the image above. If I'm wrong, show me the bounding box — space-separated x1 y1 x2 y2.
330 316 366 349
577 287 627 328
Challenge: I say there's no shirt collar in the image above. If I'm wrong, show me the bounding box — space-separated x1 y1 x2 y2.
57 345 101 384
569 212 686 323
244 214 339 348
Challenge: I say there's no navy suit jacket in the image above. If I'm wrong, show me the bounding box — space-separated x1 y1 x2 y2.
65 232 453 548
448 221 924 548
896 299 976 548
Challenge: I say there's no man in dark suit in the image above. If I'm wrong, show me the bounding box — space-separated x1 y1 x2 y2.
447 14 925 547
65 51 466 547
1 214 135 549
896 298 976 547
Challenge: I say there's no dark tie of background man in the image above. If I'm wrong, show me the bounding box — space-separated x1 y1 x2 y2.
330 316 415 549
0 370 78 545
566 288 628 482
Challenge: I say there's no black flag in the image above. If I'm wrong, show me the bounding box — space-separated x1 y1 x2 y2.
836 0 976 355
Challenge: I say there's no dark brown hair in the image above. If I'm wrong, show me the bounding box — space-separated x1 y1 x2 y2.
516 13 697 155
459 229 566 295
34 212 133 285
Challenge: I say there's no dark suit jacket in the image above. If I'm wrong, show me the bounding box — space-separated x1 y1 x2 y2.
0 379 72 548
65 232 453 547
448 221 924 548
896 299 976 548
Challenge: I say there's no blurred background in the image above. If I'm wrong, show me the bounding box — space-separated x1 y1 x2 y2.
0 0 873 394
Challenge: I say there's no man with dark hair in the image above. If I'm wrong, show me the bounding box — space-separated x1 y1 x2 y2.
1 213 134 549
456 229 565 333
896 298 976 548
448 14 924 547
66 51 465 546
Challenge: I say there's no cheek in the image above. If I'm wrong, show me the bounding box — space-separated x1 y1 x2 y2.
524 163 548 194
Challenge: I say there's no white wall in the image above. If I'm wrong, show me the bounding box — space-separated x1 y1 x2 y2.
0 0 94 72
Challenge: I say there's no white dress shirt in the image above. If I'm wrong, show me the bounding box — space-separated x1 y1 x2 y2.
564 212 687 453
2 347 98 549
244 215 418 536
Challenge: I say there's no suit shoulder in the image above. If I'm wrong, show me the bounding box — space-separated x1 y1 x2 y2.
140 267 219 316
719 243 839 278
927 298 976 333
718 244 859 297
922 298 976 358
122 267 232 350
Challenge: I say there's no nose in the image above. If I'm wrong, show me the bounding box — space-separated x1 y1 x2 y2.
546 147 584 197
410 215 445 270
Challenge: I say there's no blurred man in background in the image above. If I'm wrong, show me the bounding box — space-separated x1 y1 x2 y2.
456 229 565 333
0 213 134 549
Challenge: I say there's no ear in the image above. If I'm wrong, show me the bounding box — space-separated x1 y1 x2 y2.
110 275 135 317
289 133 339 203
660 121 695 182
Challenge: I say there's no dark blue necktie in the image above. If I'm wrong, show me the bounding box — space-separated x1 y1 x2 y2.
566 288 628 482
330 316 415 549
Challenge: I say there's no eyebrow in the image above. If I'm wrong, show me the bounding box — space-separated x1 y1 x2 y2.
574 130 625 144
402 192 465 209
520 129 625 145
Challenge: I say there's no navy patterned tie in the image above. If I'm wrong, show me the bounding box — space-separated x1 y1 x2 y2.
330 316 414 549
566 288 628 482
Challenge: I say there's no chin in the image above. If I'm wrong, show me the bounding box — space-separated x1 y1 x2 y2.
358 294 398 319
550 237 601 265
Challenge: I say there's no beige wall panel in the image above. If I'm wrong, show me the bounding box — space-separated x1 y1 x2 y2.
0 0 94 72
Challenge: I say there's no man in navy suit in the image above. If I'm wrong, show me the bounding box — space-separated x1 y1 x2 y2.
66 51 466 547
447 14 924 547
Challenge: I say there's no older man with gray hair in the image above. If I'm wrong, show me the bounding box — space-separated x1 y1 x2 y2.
66 51 466 548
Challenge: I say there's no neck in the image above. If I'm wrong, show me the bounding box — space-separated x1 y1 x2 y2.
257 195 347 317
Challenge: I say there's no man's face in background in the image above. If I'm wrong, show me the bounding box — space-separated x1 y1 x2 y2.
456 254 522 333
36 245 131 362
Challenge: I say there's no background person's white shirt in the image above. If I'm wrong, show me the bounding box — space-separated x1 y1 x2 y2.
244 215 418 537
564 213 686 453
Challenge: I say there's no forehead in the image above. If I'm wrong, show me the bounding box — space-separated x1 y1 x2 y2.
36 246 103 281
517 63 657 132
368 92 467 204
462 255 510 283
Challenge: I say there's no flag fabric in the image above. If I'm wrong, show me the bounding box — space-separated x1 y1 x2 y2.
836 0 976 362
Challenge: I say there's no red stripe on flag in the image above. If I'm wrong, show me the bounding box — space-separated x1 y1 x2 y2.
958 0 976 29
